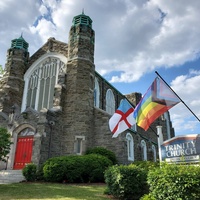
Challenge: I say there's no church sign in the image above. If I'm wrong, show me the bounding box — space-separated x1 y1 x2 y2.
161 134 200 163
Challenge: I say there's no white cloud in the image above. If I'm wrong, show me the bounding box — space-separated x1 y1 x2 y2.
39 4 48 16
30 18 56 43
94 0 200 83
169 72 200 135
1 0 200 76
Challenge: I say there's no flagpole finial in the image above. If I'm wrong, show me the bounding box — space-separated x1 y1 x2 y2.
155 71 159 76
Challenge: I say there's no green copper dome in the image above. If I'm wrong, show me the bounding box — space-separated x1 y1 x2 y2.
11 35 29 52
72 11 92 28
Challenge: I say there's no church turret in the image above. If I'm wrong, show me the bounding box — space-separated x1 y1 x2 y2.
5 35 29 75
68 11 95 62
63 12 95 155
0 35 29 114
11 35 29 52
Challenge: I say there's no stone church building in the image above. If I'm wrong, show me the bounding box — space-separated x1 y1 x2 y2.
0 13 175 170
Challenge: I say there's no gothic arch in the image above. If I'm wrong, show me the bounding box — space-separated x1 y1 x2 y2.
106 89 115 115
126 133 134 161
152 144 157 162
8 124 36 169
21 52 67 112
141 140 147 161
94 77 100 108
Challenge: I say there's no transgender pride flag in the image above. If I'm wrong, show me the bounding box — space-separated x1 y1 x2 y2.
133 77 180 131
109 99 135 138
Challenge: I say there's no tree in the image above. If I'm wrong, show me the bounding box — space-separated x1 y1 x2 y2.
0 128 12 162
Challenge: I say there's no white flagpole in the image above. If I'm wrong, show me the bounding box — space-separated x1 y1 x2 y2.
156 126 163 162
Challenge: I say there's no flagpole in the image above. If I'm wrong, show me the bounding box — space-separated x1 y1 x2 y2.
155 71 200 123
156 125 163 162
149 126 159 137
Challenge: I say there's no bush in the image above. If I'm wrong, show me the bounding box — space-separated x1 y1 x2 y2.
140 194 155 200
133 161 159 171
84 154 113 182
147 162 200 200
43 154 112 183
0 127 12 162
85 146 117 164
104 164 148 200
22 163 37 181
43 156 72 182
35 164 45 181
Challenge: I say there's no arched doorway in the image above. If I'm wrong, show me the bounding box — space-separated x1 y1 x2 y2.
13 128 35 169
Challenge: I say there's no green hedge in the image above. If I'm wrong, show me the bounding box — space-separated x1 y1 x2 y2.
43 154 112 183
147 163 200 200
104 164 148 200
133 161 159 170
22 163 37 181
85 146 117 164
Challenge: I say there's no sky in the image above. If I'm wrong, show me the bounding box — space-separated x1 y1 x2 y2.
0 0 200 136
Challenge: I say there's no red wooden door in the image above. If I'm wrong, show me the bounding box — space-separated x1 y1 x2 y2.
13 136 33 169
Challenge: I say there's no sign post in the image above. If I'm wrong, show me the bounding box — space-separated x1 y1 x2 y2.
157 125 163 162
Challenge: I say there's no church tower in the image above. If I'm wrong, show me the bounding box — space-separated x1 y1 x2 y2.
63 12 95 154
0 35 29 115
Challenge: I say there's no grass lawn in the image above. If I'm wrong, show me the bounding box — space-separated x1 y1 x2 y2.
0 182 115 200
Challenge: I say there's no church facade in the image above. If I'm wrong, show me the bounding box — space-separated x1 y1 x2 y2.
0 13 175 170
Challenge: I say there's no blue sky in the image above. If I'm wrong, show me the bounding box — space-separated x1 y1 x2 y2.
0 0 200 136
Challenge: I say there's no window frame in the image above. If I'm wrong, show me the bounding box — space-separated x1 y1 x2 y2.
106 89 115 115
141 140 147 161
74 136 85 155
21 52 67 112
152 144 157 162
94 77 100 108
126 133 134 161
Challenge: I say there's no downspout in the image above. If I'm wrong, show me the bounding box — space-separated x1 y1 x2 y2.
48 121 55 158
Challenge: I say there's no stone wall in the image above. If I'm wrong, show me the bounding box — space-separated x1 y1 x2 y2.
0 48 28 115
28 37 68 67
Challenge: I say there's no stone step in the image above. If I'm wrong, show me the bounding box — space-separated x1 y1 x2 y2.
0 170 25 184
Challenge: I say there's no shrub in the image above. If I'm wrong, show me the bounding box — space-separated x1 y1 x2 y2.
104 164 148 200
22 163 37 181
85 146 117 164
140 194 155 200
0 127 12 162
147 162 200 200
133 161 159 171
43 154 112 183
43 156 71 182
83 154 112 182
35 164 45 181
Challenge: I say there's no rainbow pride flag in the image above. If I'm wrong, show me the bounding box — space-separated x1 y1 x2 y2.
133 77 180 131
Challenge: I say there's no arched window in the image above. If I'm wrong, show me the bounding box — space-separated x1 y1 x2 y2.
141 140 147 161
126 133 134 161
18 127 35 136
152 145 157 162
106 89 115 115
22 53 67 112
94 77 100 108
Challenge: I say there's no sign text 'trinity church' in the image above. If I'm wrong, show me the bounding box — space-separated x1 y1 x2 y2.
161 134 200 163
